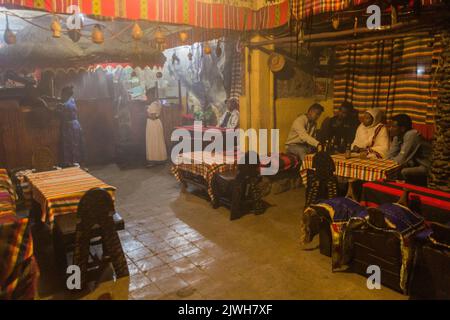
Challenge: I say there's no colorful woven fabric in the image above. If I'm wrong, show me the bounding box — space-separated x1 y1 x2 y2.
291 0 443 20
23 167 116 223
0 191 15 214
0 169 16 202
302 198 425 293
230 46 243 100
301 197 368 270
0 169 16 214
0 0 288 30
0 215 39 300
172 151 237 201
300 153 401 184
333 31 443 139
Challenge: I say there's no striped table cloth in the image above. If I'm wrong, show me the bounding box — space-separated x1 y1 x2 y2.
0 169 16 214
300 153 401 184
0 214 39 300
0 169 16 200
171 151 238 201
23 168 116 223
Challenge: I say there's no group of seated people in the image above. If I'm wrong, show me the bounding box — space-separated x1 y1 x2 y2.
285 102 432 184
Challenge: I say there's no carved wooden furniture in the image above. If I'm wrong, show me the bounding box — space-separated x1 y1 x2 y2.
304 151 338 208
211 153 267 220
53 188 128 290
32 147 57 172
409 222 450 299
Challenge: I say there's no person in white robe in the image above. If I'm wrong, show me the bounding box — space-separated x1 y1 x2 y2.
146 100 168 165
351 108 389 159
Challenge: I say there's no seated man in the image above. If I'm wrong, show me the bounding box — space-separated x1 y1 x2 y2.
319 101 360 153
217 98 240 129
285 103 324 161
388 114 432 184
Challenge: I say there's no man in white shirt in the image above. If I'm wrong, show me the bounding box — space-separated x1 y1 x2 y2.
285 103 324 160
217 98 240 129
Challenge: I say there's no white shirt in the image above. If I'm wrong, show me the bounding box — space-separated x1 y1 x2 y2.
285 114 319 147
217 109 239 129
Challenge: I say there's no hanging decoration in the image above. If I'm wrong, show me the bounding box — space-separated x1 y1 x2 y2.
131 22 143 40
203 42 212 55
268 53 286 73
91 24 104 44
353 17 358 36
51 16 62 38
188 50 193 61
3 14 16 45
179 31 189 43
391 5 398 26
154 27 166 51
331 15 339 30
156 71 163 78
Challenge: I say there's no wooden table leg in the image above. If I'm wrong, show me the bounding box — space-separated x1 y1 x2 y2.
346 179 356 200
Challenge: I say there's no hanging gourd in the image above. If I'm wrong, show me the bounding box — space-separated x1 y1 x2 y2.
179 31 189 43
203 43 212 55
91 24 104 44
331 15 339 30
4 14 16 45
132 22 143 41
51 17 62 38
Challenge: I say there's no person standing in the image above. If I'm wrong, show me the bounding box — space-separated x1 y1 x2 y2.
145 90 167 166
58 86 83 166
285 103 324 161
217 98 240 129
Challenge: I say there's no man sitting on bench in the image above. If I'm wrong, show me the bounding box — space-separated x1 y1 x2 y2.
285 103 324 161
388 114 432 185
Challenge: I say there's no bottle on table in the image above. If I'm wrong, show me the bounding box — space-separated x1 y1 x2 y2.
345 143 352 159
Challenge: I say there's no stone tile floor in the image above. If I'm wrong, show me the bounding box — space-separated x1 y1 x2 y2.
37 163 406 300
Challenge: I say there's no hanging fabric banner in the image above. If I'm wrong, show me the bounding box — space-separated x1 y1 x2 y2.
0 0 289 30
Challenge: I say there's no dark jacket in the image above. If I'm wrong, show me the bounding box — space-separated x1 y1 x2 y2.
388 129 432 169
319 112 360 152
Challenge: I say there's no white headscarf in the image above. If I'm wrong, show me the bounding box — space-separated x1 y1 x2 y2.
364 108 384 129
352 108 389 158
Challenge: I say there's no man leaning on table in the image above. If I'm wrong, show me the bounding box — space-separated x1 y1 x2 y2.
388 114 432 185
286 103 324 161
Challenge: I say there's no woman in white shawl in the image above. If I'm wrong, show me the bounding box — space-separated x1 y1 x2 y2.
146 97 167 165
351 108 389 159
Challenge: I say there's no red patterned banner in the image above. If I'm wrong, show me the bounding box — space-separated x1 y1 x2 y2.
0 0 289 30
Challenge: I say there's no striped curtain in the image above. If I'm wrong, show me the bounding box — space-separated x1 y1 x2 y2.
229 47 243 100
333 32 442 139
291 0 443 20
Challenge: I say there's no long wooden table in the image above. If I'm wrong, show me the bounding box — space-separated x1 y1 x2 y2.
23 167 116 223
